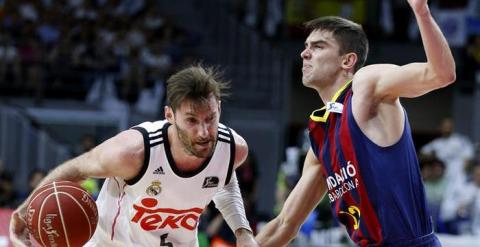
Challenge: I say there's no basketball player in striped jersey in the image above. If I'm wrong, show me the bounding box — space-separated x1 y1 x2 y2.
256 0 455 246
10 65 258 247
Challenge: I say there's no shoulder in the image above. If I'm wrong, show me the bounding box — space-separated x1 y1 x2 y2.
451 133 471 142
351 63 404 111
133 120 168 133
102 129 144 157
95 129 145 180
131 120 168 148
223 126 248 169
350 64 406 146
353 64 398 92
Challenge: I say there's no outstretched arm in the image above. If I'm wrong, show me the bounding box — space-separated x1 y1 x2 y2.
213 173 258 247
10 129 144 247
35 129 144 185
256 148 327 246
351 0 456 147
211 128 258 247
354 0 455 103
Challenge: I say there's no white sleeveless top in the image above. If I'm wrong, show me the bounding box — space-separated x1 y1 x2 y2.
85 120 235 247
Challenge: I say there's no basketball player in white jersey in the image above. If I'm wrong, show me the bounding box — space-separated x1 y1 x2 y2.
10 65 258 247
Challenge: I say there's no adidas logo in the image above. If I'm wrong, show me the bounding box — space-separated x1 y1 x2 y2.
153 166 165 175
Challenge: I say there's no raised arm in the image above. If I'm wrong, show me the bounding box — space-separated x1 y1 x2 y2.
350 0 456 147
355 0 455 103
10 129 144 247
256 148 327 247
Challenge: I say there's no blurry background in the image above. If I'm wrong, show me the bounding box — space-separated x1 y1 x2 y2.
0 0 480 246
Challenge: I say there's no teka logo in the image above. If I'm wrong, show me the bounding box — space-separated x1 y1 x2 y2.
131 198 203 231
202 176 219 188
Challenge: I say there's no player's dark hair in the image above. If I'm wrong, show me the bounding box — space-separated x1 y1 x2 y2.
166 65 230 111
305 16 368 72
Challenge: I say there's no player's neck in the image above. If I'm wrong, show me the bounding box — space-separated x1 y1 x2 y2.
317 74 352 104
173 152 206 172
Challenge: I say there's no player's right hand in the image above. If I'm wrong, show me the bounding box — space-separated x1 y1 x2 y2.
9 207 32 247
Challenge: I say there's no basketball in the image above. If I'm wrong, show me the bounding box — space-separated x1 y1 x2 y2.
25 181 98 247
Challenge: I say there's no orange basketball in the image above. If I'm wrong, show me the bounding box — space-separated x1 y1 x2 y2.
26 181 98 247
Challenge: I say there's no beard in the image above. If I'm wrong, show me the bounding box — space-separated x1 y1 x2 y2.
175 123 216 158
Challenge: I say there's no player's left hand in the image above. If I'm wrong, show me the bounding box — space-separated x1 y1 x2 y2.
235 228 259 247
9 206 32 247
407 0 428 12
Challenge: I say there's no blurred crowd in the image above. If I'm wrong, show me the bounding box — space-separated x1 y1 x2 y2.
419 118 480 236
0 0 199 111
1 0 480 105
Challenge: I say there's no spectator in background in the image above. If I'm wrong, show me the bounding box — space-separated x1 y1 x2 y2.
0 0 194 105
74 134 96 156
420 155 447 231
444 165 480 235
0 32 21 89
75 134 100 198
15 169 47 205
27 169 46 194
0 170 15 208
466 34 480 83
468 165 480 235
421 118 474 188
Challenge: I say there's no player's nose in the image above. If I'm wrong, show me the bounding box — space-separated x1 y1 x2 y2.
301 48 311 60
197 123 209 138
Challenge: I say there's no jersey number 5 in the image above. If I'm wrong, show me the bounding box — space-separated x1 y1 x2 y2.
160 233 173 247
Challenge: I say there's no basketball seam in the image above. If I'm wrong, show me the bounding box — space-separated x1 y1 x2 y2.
30 183 60 247
29 182 96 247
58 191 93 238
54 182 71 247
29 185 87 205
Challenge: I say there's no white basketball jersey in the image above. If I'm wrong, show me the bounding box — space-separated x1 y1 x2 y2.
85 120 235 247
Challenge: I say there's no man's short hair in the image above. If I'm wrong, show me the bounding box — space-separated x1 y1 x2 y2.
305 16 369 72
166 65 230 111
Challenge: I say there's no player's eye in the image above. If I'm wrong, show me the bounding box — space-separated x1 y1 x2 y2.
186 118 197 124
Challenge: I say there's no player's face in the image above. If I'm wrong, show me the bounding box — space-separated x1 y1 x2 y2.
172 95 220 158
300 30 343 88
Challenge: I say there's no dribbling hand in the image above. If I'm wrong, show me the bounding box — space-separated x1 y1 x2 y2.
9 206 31 247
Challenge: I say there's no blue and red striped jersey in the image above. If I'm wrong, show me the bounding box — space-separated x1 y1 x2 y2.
308 81 433 246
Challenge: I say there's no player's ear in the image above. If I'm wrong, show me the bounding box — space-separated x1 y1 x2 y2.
342 52 357 71
165 106 175 123
218 100 221 115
